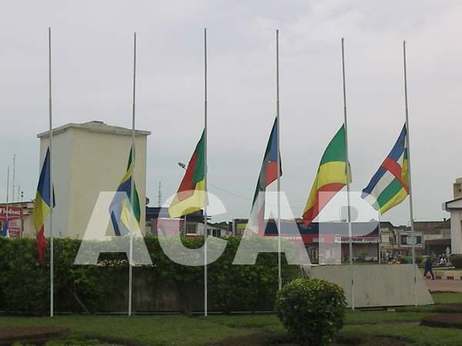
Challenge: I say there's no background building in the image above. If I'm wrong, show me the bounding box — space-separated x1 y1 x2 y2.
445 177 462 254
146 207 232 238
0 201 34 238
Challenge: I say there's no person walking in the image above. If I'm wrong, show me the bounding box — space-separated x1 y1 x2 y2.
424 256 435 280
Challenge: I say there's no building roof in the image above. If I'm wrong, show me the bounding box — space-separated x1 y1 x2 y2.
445 197 462 210
414 220 450 232
37 121 151 138
425 239 451 246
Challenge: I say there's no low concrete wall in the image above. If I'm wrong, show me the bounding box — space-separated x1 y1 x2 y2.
304 264 433 308
434 270 462 280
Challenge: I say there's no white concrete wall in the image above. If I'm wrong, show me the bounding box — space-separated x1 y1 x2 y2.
305 264 433 307
40 127 148 239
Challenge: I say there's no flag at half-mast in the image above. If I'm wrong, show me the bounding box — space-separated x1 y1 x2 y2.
302 125 349 226
168 130 206 218
247 117 281 233
362 125 409 214
109 146 141 236
32 148 54 263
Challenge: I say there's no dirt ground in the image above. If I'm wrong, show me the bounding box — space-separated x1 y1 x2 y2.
0 326 68 345
421 313 462 329
209 333 409 346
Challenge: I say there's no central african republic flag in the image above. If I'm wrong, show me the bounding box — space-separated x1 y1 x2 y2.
361 125 409 214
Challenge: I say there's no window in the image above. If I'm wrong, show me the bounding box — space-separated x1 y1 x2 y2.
186 224 197 234
401 235 407 244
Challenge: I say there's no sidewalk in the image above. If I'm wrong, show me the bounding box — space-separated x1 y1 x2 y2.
425 278 462 293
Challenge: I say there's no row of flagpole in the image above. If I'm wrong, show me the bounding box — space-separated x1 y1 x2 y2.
42 28 417 318
340 39 417 308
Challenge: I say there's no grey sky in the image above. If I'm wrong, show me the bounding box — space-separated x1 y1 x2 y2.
0 0 460 225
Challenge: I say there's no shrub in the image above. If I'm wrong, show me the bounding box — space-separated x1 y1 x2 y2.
400 256 411 264
450 254 462 269
275 278 346 346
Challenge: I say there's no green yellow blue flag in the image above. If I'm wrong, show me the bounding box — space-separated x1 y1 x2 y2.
110 146 141 236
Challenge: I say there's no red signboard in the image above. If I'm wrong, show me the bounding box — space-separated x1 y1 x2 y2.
0 206 23 238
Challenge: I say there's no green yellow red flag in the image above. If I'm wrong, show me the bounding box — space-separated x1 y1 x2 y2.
169 130 205 218
302 125 348 225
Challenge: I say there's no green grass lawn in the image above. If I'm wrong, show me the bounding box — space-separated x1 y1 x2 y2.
432 292 462 304
3 292 462 345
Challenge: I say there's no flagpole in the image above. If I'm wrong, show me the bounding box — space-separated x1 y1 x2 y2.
5 166 10 236
378 215 382 264
48 26 55 318
276 30 282 291
402 40 417 306
341 38 354 310
203 27 209 317
128 32 137 317
12 154 15 203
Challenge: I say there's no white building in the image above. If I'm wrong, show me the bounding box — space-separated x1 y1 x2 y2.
445 177 462 254
37 121 150 239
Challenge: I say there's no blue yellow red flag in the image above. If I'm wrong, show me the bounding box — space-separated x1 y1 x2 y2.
32 148 54 263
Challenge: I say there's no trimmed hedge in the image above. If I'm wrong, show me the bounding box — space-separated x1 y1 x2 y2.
275 278 346 346
0 237 296 315
450 254 462 269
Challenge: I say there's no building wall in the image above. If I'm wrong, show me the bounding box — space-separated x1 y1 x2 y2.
40 127 148 239
450 208 462 254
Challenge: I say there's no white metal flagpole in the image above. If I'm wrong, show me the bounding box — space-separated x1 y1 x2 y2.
203 27 209 317
378 214 382 264
341 38 355 310
6 167 10 237
48 26 55 318
12 154 15 203
128 32 137 317
402 40 418 306
276 29 282 291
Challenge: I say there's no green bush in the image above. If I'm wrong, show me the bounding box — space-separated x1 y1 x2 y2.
400 256 411 264
275 278 346 346
450 254 462 269
0 237 295 314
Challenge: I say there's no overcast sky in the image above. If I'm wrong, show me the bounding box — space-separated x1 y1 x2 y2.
0 0 460 225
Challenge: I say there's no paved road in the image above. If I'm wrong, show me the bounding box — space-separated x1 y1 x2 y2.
425 278 462 292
